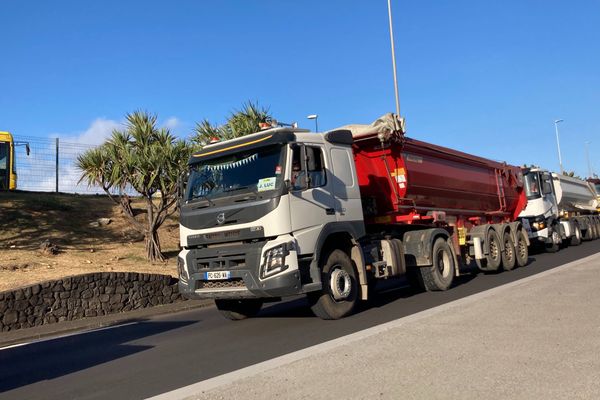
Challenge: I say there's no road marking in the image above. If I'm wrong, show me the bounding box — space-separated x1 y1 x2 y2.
0 322 139 351
148 252 600 400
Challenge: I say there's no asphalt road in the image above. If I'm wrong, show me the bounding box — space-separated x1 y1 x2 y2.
1 241 599 400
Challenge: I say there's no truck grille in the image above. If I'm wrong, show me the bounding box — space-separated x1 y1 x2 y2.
196 279 245 289
194 254 246 271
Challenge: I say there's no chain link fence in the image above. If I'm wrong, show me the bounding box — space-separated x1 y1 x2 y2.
13 136 109 194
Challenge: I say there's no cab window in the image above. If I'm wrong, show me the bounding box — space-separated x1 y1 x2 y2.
291 145 326 190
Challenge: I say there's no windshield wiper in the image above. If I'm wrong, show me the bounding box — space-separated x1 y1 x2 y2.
189 194 215 207
223 186 250 193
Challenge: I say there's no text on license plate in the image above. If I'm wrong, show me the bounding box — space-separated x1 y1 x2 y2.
205 271 231 280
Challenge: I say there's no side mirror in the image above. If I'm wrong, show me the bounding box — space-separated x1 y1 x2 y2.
178 171 189 202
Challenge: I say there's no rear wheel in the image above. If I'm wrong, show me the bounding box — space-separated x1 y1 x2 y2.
501 232 516 271
476 229 502 272
515 229 529 267
420 238 455 291
308 249 359 320
569 224 582 246
215 299 264 321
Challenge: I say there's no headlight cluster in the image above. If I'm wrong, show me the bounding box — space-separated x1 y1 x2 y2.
261 242 293 279
532 221 546 231
177 256 189 281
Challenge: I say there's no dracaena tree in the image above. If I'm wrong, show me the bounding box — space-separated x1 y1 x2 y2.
77 111 192 261
192 101 272 145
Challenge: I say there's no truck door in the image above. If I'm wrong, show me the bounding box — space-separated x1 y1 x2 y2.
329 146 364 223
541 172 558 217
289 144 336 255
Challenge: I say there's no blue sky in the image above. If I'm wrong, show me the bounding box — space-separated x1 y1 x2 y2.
1 0 599 177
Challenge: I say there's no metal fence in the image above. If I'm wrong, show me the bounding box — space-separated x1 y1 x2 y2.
13 136 106 194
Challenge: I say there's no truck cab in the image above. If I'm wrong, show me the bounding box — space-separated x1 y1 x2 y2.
178 127 365 319
518 168 561 248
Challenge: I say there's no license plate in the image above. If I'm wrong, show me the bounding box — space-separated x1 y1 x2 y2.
205 271 231 280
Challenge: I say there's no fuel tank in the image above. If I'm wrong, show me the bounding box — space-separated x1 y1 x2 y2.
340 114 527 222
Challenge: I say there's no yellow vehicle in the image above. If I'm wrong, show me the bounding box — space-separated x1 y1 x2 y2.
0 131 29 190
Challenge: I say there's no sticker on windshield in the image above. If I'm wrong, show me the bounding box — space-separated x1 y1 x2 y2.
257 177 277 192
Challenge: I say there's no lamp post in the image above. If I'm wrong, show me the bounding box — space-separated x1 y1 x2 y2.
387 0 401 118
307 114 318 132
554 119 564 174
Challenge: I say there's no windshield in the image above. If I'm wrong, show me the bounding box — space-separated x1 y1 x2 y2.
186 144 286 202
524 171 541 199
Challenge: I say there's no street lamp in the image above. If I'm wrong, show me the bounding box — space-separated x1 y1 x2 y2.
387 0 401 118
554 119 564 174
307 114 318 132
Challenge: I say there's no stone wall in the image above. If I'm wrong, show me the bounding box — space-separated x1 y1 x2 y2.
0 272 183 331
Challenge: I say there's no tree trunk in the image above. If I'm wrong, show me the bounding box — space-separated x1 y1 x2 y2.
145 228 164 262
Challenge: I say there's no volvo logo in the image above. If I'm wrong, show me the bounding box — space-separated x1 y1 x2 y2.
216 212 226 225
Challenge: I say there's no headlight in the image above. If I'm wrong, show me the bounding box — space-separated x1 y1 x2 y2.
177 256 189 281
261 243 292 279
532 221 546 230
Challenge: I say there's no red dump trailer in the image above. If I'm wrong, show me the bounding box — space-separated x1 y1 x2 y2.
345 114 530 282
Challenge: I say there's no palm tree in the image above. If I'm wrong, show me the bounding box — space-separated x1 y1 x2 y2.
192 101 272 145
78 111 192 261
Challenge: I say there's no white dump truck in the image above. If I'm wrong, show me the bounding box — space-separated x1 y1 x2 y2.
519 168 600 251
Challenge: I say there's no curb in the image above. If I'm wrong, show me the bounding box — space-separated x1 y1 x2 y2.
0 299 213 349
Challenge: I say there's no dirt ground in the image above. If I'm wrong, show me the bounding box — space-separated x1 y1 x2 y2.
0 191 179 292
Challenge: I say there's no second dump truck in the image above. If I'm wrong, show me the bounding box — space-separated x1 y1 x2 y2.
519 168 600 251
178 114 530 320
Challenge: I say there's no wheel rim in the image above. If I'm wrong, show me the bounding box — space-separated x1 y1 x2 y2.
329 267 352 301
489 237 500 261
504 238 514 263
436 248 451 278
518 236 527 260
552 231 561 245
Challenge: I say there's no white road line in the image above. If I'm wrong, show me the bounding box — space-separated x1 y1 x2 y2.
0 321 139 351
148 252 600 400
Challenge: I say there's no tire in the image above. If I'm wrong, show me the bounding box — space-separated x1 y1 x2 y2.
582 218 594 241
420 238 455 291
215 299 264 321
476 229 502 272
569 224 582 246
515 229 529 267
308 249 359 320
545 225 561 253
592 221 599 240
501 232 516 271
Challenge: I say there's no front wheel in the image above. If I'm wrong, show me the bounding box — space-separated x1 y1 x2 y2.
545 225 561 253
215 299 264 321
569 224 582 246
308 249 359 320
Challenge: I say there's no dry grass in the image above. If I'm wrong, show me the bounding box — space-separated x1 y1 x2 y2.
0 191 180 292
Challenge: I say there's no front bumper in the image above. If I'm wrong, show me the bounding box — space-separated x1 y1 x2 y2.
178 237 305 300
